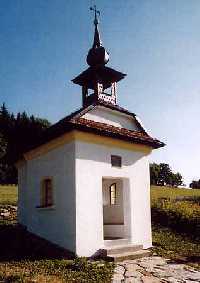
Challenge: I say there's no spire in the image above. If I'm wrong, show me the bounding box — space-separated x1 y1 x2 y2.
90 5 101 48
87 5 109 67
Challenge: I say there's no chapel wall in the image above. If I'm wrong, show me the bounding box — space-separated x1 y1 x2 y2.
18 141 76 253
75 137 152 256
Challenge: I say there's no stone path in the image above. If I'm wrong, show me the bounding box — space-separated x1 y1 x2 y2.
112 256 200 283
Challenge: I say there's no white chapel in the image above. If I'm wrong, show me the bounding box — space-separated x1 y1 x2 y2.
17 8 164 260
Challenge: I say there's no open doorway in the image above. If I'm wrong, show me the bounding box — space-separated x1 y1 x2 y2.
102 178 131 241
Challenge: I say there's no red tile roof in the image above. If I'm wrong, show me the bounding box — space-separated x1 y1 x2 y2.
23 101 165 154
70 117 164 149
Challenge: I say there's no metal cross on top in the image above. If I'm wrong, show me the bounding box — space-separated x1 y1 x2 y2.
90 5 100 25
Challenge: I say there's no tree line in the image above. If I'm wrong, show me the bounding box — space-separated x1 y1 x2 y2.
189 180 200 189
150 163 183 187
0 103 51 184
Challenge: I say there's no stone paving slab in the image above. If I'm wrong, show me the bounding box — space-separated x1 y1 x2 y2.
112 256 200 283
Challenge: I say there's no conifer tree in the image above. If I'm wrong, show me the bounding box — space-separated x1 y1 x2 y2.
0 103 51 184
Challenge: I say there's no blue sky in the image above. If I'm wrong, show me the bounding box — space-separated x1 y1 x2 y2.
1 0 200 185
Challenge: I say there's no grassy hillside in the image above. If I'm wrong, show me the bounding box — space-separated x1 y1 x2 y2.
151 185 200 269
0 185 18 205
151 185 200 201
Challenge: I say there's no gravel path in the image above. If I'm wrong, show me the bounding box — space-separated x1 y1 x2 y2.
112 256 200 283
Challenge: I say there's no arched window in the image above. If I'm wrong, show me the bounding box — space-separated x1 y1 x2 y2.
40 178 53 207
110 183 117 205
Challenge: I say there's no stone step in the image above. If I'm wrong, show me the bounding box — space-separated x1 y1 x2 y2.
104 238 131 247
106 244 143 256
108 249 151 262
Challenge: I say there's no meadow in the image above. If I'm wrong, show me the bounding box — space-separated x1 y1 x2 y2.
0 185 18 205
151 186 200 269
151 185 200 200
0 185 199 282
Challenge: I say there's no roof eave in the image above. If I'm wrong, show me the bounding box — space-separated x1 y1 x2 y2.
70 122 165 149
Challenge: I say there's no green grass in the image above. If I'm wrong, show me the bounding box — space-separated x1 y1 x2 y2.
151 185 200 201
0 185 18 205
151 185 200 269
0 257 114 283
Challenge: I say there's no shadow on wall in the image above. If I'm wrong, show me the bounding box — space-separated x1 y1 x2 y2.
76 142 148 166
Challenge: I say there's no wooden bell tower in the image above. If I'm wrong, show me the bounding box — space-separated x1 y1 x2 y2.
72 5 126 107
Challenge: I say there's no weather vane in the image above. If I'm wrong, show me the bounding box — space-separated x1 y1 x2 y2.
90 5 100 25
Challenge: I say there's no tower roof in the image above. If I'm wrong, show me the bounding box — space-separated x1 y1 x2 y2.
91 5 102 48
72 5 126 91
86 5 109 67
72 66 126 90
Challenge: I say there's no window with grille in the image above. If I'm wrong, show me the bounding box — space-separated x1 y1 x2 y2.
111 155 122 168
110 183 117 205
40 178 53 207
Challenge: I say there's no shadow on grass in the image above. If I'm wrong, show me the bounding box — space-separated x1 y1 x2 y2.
0 223 75 262
152 223 200 268
153 239 200 264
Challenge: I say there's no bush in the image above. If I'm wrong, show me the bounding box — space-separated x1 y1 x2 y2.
151 200 200 240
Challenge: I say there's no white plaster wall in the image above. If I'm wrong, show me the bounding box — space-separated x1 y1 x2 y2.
18 134 152 256
83 106 139 131
18 142 76 253
75 139 152 256
123 178 132 239
129 157 152 249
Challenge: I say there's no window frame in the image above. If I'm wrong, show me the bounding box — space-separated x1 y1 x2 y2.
111 155 122 168
110 183 117 205
39 177 54 208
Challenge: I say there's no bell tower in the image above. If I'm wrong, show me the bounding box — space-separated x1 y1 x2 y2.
72 6 126 107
